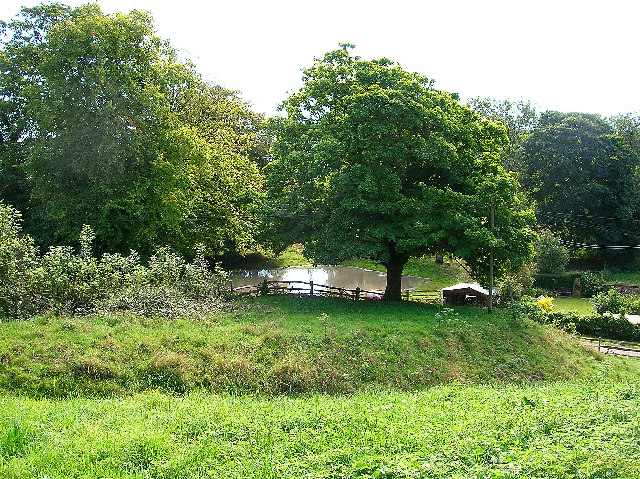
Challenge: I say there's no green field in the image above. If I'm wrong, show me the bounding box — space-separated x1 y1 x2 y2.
2 379 639 478
2 296 640 477
552 296 595 314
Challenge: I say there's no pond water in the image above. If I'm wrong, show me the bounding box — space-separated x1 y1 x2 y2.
228 265 429 293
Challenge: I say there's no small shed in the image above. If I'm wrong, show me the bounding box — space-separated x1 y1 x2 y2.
441 283 496 307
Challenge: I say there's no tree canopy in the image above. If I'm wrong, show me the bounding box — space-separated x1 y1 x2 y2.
517 111 640 249
264 46 535 300
0 3 264 257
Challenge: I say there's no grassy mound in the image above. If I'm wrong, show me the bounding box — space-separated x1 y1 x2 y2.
1 296 636 398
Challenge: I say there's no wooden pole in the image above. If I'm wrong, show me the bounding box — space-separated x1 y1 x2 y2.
489 195 495 314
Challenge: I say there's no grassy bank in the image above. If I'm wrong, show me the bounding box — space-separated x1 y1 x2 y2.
1 296 637 398
1 379 639 478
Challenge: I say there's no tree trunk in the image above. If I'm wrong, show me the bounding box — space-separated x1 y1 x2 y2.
383 249 409 301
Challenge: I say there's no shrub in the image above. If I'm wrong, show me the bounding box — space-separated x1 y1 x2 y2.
591 289 629 315
532 273 579 292
520 297 640 342
0 203 40 318
534 231 569 274
0 205 228 320
537 296 554 312
580 271 607 297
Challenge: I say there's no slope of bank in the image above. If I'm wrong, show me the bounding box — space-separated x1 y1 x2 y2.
1 296 638 398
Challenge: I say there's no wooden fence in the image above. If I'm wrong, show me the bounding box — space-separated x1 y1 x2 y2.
229 279 441 303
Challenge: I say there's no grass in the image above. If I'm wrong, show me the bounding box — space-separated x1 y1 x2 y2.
1 378 639 478
2 296 636 398
552 296 595 314
1 294 639 477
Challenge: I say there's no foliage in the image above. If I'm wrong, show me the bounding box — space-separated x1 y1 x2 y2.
0 206 227 320
591 288 628 315
0 4 264 257
609 111 640 157
517 111 640 248
467 97 539 170
536 296 554 312
495 263 536 307
534 230 568 274
580 271 607 297
532 272 579 292
0 203 39 318
264 45 536 300
521 297 640 342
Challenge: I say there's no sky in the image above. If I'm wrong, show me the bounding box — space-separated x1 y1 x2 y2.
1 0 639 118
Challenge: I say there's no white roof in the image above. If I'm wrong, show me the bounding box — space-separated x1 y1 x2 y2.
441 283 497 295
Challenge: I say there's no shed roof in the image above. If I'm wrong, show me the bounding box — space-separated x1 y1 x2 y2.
440 283 497 296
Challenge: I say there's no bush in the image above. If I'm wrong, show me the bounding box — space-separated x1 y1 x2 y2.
591 289 629 315
537 296 554 312
534 231 569 274
580 271 606 297
519 297 640 342
0 206 228 320
0 203 40 318
532 273 579 292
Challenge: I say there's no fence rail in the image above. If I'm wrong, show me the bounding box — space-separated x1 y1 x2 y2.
229 279 441 303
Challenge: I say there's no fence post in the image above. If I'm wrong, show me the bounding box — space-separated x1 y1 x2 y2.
310 280 314 297
355 287 360 300
260 279 269 296
405 291 410 301
229 280 233 295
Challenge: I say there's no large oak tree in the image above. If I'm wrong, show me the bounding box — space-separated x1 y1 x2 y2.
264 46 535 300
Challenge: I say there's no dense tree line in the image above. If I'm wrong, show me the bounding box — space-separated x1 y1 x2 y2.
0 3 265 258
3 3 640 300
468 98 640 263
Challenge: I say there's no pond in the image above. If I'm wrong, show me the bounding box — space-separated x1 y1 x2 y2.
228 265 429 293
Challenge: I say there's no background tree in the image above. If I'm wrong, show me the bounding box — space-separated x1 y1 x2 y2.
517 111 640 251
0 3 265 257
467 97 539 171
264 46 536 300
534 230 569 274
609 112 640 157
